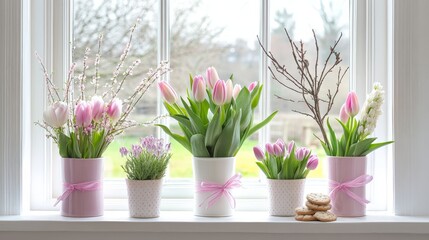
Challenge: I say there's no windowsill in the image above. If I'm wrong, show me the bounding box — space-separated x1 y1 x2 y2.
1 211 429 234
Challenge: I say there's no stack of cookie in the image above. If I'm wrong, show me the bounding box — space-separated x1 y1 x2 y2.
294 193 337 222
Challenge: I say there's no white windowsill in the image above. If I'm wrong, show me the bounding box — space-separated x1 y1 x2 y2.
1 211 429 234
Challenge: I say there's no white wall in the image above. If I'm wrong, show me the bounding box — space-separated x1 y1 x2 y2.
0 0 22 216
393 0 429 216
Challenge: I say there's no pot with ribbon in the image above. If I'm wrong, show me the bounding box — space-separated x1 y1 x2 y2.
56 158 104 217
193 157 241 217
328 156 372 217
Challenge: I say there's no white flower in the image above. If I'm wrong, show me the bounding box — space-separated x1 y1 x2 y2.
358 82 385 139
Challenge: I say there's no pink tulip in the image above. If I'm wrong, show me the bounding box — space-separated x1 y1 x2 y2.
253 146 265 161
248 81 258 92
295 147 310 161
273 143 284 157
233 84 242 99
345 91 360 117
91 96 105 121
265 143 275 155
225 79 233 103
212 80 227 106
206 66 220 89
307 155 319 170
275 138 285 151
43 101 69 128
75 101 92 127
339 103 349 123
287 141 295 153
192 75 206 102
158 81 178 104
107 98 122 122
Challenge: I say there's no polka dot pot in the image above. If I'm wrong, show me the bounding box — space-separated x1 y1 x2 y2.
267 179 306 216
126 179 163 218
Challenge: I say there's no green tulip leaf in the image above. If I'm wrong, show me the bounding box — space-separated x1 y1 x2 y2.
205 109 222 154
190 134 210 157
361 141 394 156
248 111 278 137
351 137 377 156
155 124 191 153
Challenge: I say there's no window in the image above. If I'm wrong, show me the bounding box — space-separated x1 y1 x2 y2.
28 0 390 211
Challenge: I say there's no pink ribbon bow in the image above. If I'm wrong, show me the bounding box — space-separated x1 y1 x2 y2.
329 174 373 206
197 174 242 209
54 181 101 206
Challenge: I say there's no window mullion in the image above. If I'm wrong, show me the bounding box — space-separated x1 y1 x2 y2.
157 0 170 141
259 0 270 154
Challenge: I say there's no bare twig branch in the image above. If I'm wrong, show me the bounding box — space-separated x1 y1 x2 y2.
258 29 348 145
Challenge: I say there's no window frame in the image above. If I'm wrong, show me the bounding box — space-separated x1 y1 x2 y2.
26 0 392 212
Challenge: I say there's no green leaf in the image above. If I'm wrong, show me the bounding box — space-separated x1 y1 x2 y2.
171 115 194 134
361 141 394 156
251 84 263 109
248 111 278 136
204 109 222 154
213 110 242 157
256 161 271 179
58 132 70 158
351 137 377 156
155 124 192 153
190 134 210 157
269 155 278 179
70 132 82 158
180 97 206 135
327 118 338 156
163 102 179 115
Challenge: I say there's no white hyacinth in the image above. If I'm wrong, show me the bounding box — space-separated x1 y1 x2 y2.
358 82 384 139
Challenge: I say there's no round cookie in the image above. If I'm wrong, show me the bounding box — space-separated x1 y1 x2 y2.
305 201 331 211
295 214 317 221
314 211 337 222
307 193 331 205
295 207 316 215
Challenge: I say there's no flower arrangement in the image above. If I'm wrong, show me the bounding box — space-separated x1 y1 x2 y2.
321 83 393 156
156 67 277 157
37 21 170 158
120 136 171 180
253 139 319 179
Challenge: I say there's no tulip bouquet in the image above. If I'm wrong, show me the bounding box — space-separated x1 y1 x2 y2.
253 140 319 179
156 67 277 157
120 136 171 180
37 21 170 159
320 83 393 156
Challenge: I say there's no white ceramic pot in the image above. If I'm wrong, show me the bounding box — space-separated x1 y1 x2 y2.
125 178 163 218
192 157 236 217
267 179 306 216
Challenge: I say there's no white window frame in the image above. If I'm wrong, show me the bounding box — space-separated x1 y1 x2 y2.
25 0 392 212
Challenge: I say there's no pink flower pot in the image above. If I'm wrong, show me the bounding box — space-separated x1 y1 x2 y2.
328 156 368 217
61 158 104 217
126 179 163 218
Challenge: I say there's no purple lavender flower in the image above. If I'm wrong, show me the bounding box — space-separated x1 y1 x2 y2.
119 147 128 157
131 144 142 157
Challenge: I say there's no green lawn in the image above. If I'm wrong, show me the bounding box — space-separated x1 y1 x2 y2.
103 136 326 179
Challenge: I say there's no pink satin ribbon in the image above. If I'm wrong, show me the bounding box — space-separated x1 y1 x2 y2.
54 181 101 206
197 174 242 209
329 174 373 206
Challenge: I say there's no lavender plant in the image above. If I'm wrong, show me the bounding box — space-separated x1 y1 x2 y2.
120 136 171 180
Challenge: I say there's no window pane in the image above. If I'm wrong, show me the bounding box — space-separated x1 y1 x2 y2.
73 0 158 179
169 0 260 178
270 0 350 178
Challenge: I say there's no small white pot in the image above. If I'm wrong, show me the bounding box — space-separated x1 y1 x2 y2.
267 179 306 216
125 179 163 218
192 157 236 217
